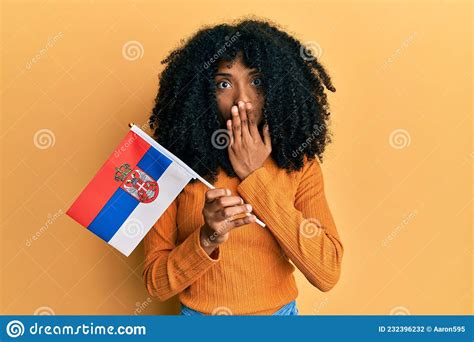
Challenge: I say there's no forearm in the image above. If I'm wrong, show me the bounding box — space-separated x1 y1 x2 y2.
143 226 221 301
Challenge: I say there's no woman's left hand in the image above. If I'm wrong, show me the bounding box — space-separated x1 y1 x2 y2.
226 101 272 180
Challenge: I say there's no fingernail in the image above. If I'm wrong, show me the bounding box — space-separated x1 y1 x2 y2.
246 204 252 211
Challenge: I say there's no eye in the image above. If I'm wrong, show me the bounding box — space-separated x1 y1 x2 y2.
216 80 232 89
251 77 263 87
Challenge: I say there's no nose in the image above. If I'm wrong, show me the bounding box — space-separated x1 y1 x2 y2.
233 84 251 106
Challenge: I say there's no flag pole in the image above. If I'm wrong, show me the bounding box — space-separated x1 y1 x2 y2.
128 122 266 228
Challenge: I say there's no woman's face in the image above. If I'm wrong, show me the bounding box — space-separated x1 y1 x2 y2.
214 52 265 132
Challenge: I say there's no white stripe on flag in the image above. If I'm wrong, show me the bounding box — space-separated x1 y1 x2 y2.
108 161 193 256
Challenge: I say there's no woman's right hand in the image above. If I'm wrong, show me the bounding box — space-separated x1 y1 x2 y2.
200 188 256 255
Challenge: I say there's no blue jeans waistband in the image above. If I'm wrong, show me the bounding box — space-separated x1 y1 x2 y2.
180 300 298 316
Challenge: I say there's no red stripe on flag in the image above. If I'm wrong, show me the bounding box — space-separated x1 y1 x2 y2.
67 131 151 227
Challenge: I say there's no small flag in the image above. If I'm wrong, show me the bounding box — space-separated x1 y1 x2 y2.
66 124 196 256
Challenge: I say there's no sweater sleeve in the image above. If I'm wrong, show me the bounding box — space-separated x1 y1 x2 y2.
236 157 344 292
142 197 221 301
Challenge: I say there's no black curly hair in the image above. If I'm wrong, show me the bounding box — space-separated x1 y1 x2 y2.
148 17 336 184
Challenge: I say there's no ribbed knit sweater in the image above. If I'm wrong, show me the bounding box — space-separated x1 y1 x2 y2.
142 155 344 315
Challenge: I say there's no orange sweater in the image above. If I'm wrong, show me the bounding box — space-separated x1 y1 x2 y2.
142 155 344 315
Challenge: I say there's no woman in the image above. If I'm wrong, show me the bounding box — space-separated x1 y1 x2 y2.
142 18 344 315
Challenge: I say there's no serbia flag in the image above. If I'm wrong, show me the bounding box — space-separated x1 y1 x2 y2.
66 124 195 256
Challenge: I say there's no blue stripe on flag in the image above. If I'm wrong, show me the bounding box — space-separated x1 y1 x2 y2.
87 146 174 242
88 187 139 242
137 145 172 180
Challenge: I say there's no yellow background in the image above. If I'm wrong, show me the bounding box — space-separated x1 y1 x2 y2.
1 0 472 315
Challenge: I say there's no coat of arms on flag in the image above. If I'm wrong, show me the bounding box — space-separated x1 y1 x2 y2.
115 163 159 203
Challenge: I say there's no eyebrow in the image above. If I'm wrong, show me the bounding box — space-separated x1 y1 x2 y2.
215 70 261 77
